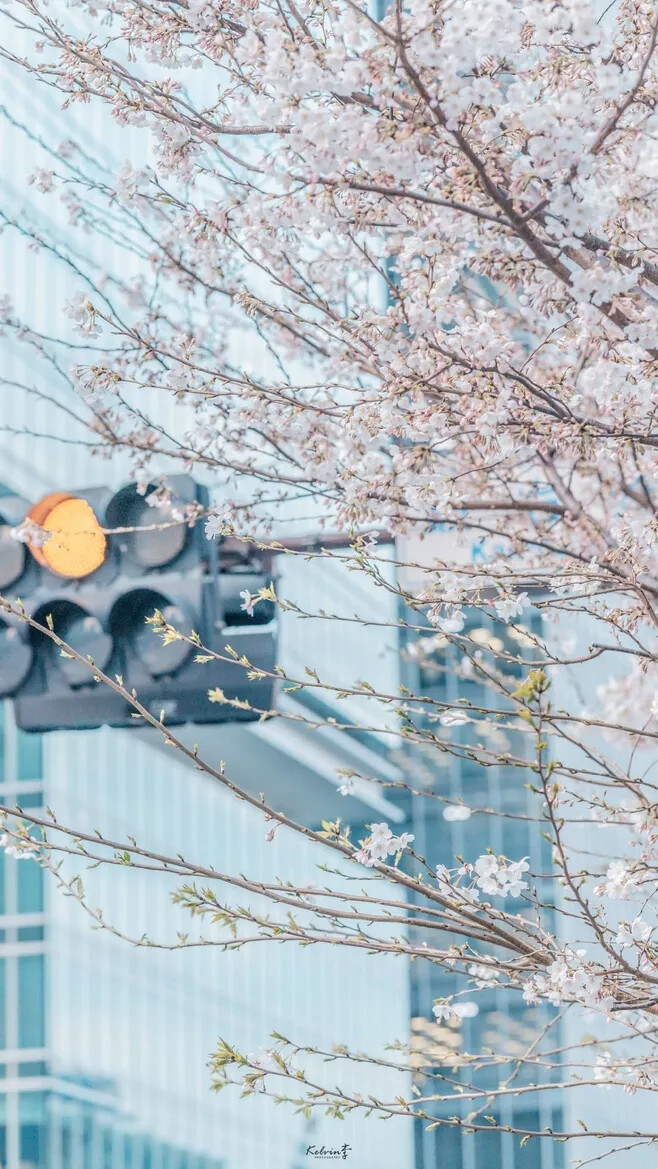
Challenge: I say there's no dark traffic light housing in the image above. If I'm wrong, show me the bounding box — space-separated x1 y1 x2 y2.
0 477 276 732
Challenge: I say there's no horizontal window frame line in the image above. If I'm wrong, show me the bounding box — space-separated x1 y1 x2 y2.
0 940 48 957
0 1046 48 1064
0 913 46 929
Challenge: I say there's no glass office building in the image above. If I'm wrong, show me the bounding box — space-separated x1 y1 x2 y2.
399 615 565 1169
0 701 413 1169
0 703 225 1169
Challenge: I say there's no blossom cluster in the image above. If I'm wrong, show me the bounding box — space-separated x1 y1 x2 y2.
471 855 530 898
353 823 415 868
523 948 614 1012
432 999 479 1023
0 832 38 861
433 855 530 903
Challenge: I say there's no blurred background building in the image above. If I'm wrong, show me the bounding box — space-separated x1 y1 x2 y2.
0 20 412 1169
398 611 564 1169
0 699 412 1169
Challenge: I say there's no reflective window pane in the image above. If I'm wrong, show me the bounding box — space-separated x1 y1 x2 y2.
20 1121 44 1168
16 731 42 781
0 960 5 1049
17 856 43 914
18 955 45 1048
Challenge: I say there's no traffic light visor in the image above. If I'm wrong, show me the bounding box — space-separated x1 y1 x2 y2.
111 588 194 678
34 600 114 688
105 485 187 569
0 621 32 696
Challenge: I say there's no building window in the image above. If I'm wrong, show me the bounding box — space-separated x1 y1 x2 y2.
16 730 43 782
17 855 43 915
0 958 5 1050
425 1120 462 1169
474 1127 502 1169
0 706 5 786
512 1112 542 1169
20 1121 45 1168
18 954 45 1048
18 1062 47 1077
18 1092 47 1168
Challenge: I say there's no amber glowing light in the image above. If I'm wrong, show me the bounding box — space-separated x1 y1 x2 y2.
28 493 106 579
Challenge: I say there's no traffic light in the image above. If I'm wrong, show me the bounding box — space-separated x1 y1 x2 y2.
0 477 277 732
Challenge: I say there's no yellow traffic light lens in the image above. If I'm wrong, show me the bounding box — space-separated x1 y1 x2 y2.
28 494 106 579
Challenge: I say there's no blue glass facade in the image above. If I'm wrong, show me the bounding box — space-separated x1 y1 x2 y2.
400 617 565 1169
0 711 45 1169
0 706 223 1169
0 703 413 1169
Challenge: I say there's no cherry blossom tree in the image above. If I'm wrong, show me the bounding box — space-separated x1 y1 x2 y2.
1 0 658 1162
